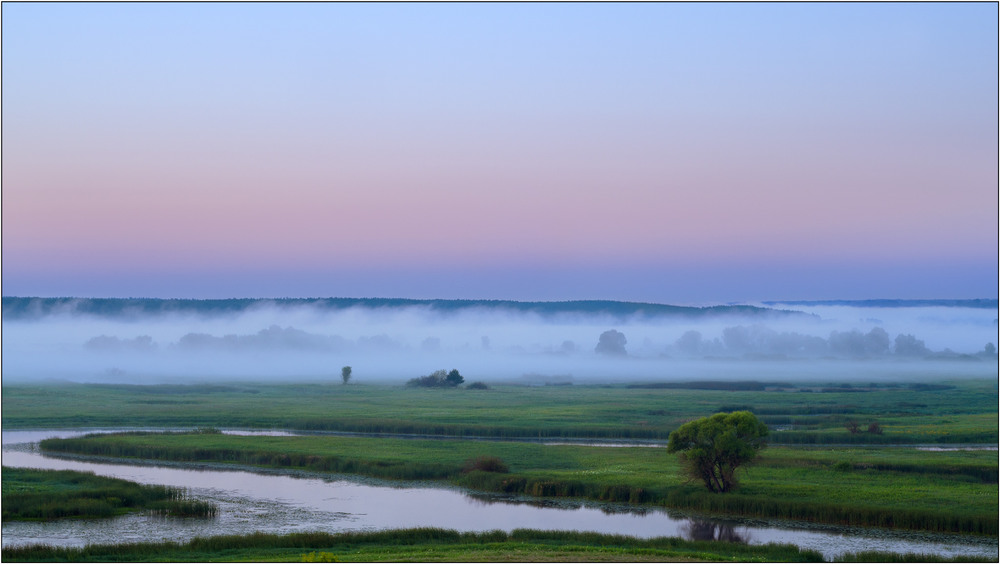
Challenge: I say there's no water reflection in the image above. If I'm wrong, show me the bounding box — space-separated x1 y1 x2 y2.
684 520 749 543
465 492 585 510
464 492 658 517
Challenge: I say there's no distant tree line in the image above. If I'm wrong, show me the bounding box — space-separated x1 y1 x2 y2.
671 325 996 360
1 296 810 322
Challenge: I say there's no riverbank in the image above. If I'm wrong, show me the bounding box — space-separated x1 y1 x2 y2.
38 430 998 535
6 431 998 561
3 527 986 563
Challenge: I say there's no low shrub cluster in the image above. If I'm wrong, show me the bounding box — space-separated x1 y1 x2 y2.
461 455 509 474
406 369 464 388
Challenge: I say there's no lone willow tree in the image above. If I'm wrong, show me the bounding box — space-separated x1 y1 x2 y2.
666 411 768 493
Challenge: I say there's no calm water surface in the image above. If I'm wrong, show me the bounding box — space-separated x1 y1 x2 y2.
2 429 996 561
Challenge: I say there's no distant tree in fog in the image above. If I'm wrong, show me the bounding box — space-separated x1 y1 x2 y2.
894 334 930 356
722 325 776 354
865 327 891 355
720 325 825 357
675 331 703 356
595 330 627 356
84 335 156 352
341 365 352 385
721 326 753 353
174 326 350 352
829 328 891 357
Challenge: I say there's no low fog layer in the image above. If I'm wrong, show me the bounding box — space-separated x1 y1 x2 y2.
2 298 996 384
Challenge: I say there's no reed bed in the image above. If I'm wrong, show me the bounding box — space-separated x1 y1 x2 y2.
2 468 217 521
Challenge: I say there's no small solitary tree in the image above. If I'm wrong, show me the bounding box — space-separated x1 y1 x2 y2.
666 411 768 493
341 366 352 385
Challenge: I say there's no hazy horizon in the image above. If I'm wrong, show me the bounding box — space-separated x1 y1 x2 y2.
3 297 996 385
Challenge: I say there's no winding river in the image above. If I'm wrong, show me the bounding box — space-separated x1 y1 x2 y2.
2 429 996 561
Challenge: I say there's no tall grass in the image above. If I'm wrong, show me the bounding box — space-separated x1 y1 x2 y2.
2 468 217 521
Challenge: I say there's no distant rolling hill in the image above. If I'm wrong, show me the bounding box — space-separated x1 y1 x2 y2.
762 299 998 309
2 296 812 321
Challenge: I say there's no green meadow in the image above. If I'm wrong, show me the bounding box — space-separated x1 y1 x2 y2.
4 378 997 561
0 528 825 562
3 378 996 443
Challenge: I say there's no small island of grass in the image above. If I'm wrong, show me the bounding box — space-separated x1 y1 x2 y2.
2 467 216 521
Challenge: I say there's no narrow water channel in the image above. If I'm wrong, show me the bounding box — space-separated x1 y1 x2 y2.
2 430 996 561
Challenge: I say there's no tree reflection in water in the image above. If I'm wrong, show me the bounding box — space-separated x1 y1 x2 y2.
464 492 584 510
463 493 655 516
683 520 748 543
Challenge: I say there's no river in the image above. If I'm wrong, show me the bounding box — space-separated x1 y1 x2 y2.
2 429 996 561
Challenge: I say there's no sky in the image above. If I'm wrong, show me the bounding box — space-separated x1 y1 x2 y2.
2 2 997 303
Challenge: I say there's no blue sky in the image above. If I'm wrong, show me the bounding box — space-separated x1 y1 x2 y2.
2 2 997 302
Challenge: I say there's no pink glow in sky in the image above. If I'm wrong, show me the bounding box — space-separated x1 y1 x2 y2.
2 3 997 301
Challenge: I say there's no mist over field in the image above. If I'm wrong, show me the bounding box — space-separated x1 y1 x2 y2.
1 298 996 385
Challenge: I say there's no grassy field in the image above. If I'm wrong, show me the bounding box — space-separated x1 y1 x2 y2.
3 528 992 563
2 378 997 443
5 377 997 557
39 429 997 534
2 467 216 521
